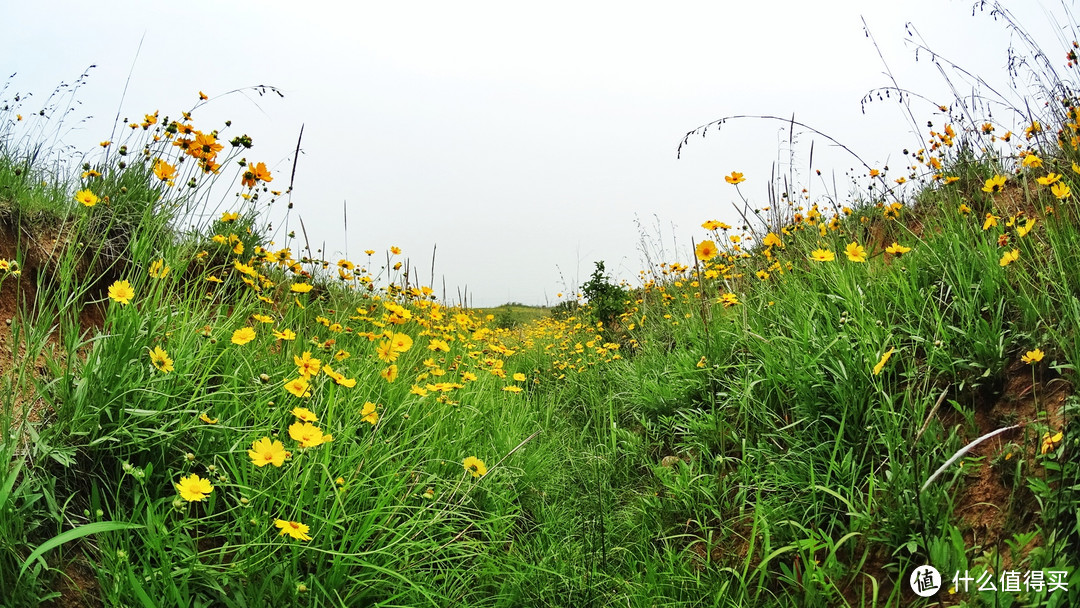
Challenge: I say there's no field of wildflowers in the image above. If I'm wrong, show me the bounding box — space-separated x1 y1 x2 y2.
1 6 1079 608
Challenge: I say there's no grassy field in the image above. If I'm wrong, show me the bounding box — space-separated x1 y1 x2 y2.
1 11 1079 608
471 303 551 329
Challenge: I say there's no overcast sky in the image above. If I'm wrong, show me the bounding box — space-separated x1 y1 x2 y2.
1 1 1067 306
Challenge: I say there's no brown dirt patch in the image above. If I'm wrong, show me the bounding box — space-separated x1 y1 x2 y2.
43 560 103 608
950 359 1070 555
992 183 1045 222
686 515 754 572
0 215 109 426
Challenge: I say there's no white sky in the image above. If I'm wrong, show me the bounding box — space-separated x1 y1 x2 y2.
1 1 1069 306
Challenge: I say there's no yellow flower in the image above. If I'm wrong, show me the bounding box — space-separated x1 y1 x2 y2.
381 365 399 383
999 249 1020 267
75 189 99 207
463 456 487 478
322 364 357 387
376 340 399 363
724 171 745 185
175 474 213 502
149 259 171 279
1021 348 1044 364
872 347 895 376
513 372 527 382
241 161 273 188
273 328 296 341
290 283 313 293
289 421 332 447
390 246 402 255
1041 431 1063 454
199 412 218 424
148 346 174 373
108 280 135 305
695 240 718 261
810 248 835 262
982 175 1007 193
958 203 972 215
983 213 999 230
294 351 322 378
390 333 414 352
249 437 289 467
234 260 258 276
844 242 867 262
1036 172 1061 186
335 375 356 388
231 327 257 345
763 232 783 248
1021 154 1042 168
284 377 311 398
153 159 177 182
1052 181 1072 199
428 339 450 352
885 242 911 256
291 407 318 422
360 402 379 426
503 385 523 393
1016 218 1037 238
274 519 312 541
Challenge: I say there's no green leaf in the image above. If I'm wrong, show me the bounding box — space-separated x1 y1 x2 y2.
126 567 158 608
19 521 144 578
0 457 24 508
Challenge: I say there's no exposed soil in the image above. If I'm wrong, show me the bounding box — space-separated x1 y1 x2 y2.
687 515 755 572
1 215 111 608
0 216 108 426
951 359 1069 555
43 560 103 608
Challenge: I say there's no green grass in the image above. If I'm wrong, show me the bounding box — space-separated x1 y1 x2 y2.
1 11 1080 608
474 303 551 329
